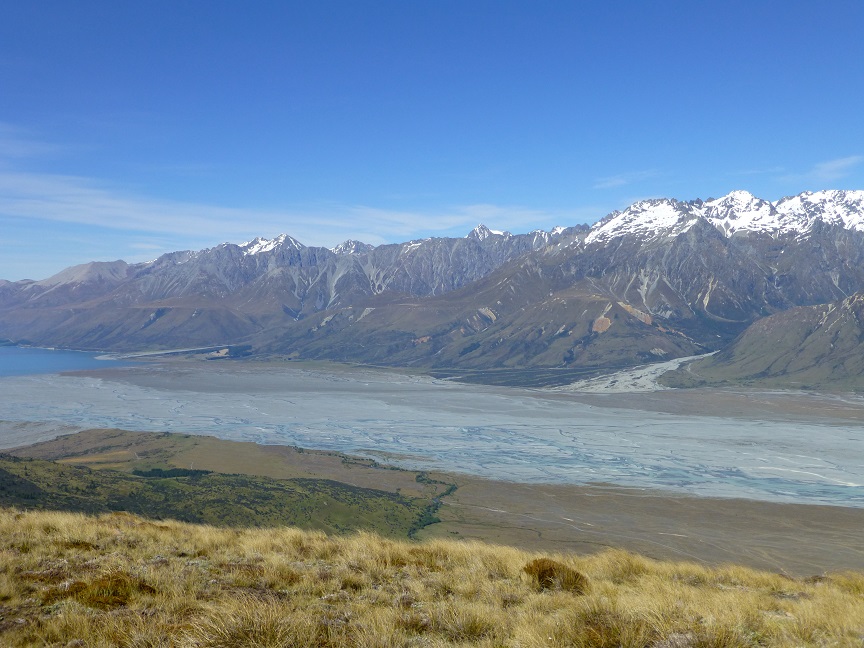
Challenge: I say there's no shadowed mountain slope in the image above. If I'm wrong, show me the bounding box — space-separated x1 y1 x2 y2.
661 292 864 390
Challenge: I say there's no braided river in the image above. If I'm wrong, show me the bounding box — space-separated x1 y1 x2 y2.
1 348 862 508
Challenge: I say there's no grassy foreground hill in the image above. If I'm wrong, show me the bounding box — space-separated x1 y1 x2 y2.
0 508 862 647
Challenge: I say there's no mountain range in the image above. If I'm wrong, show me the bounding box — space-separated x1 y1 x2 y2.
3 189 864 389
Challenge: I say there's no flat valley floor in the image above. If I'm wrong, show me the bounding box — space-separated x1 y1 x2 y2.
2 359 863 575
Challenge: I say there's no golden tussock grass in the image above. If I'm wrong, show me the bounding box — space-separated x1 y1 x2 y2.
0 507 862 647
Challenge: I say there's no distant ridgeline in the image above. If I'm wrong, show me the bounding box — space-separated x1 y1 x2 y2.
2 190 864 388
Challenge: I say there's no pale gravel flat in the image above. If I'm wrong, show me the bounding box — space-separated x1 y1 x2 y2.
552 353 713 393
0 361 861 508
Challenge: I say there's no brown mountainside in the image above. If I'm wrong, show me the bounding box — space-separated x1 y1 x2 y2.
3 191 864 387
661 293 864 390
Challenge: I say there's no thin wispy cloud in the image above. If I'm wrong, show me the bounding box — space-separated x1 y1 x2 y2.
0 169 592 250
0 125 605 280
347 203 603 241
809 156 863 182
593 170 659 190
780 156 863 184
0 123 65 161
128 241 176 251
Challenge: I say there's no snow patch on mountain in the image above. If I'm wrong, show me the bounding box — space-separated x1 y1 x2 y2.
401 240 426 254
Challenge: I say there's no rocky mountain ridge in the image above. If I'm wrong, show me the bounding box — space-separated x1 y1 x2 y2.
2 190 864 386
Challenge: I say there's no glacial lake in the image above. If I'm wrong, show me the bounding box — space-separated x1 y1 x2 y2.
0 346 132 377
0 358 862 508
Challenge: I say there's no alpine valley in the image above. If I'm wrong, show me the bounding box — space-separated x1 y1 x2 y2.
3 189 864 390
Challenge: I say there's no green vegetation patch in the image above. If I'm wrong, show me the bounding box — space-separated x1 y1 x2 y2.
0 454 431 538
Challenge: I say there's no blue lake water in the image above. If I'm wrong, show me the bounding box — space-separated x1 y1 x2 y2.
0 346 131 377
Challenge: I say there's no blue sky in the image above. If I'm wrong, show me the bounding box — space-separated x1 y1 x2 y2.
2 1 863 280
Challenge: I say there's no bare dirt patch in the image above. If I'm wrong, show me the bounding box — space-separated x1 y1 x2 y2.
416 474 864 576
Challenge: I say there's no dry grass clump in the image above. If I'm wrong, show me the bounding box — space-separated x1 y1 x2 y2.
523 557 590 593
41 568 157 609
0 507 862 647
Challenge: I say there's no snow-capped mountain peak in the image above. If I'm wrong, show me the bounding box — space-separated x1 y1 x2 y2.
467 224 508 241
585 198 698 245
703 191 776 235
705 189 768 214
331 240 374 255
585 190 864 245
240 234 303 255
774 190 864 231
